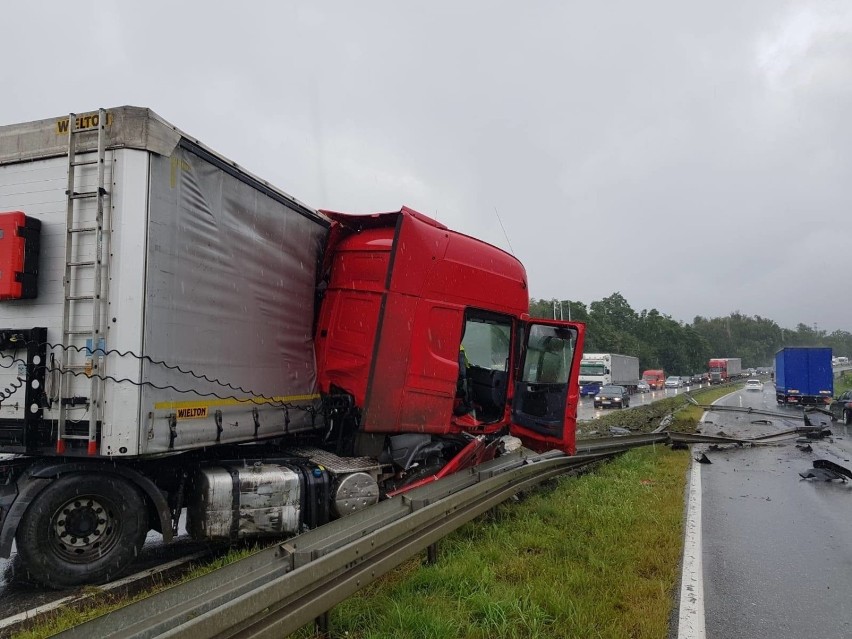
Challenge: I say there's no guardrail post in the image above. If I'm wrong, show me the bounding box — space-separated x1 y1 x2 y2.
315 611 331 638
426 542 439 565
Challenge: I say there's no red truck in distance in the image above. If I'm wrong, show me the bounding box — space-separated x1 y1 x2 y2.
708 358 742 384
642 370 666 390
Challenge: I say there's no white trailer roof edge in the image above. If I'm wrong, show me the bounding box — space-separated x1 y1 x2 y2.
0 105 328 228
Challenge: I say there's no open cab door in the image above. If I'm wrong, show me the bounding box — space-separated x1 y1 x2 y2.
510 319 585 454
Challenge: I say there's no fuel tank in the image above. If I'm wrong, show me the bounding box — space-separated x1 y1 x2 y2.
187 463 302 540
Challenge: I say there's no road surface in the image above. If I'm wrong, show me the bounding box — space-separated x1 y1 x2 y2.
684 382 852 639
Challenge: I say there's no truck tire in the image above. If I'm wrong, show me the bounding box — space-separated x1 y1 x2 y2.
845 409 852 426
15 474 148 589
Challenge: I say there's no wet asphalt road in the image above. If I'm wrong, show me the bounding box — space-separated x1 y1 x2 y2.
699 383 852 639
576 382 709 422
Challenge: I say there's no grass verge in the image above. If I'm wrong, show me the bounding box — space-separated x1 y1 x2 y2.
835 371 852 395
295 446 691 639
578 383 743 435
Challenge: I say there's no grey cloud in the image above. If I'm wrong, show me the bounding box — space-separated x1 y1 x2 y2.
2 0 849 330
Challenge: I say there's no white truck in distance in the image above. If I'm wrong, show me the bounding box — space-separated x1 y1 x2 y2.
579 353 641 393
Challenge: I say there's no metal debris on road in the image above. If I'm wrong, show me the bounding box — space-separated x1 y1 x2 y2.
799 459 852 482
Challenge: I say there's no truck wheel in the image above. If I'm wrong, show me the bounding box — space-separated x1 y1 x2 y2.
845 409 852 426
15 474 148 589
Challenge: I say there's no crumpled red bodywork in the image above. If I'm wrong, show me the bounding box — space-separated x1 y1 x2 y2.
314 206 584 455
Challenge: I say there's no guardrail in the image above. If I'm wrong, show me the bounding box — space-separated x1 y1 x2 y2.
54 425 818 639
54 441 650 639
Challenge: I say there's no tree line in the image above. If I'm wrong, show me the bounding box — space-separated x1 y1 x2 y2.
530 293 852 375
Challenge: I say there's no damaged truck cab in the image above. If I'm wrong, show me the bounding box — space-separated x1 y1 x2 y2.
316 208 584 467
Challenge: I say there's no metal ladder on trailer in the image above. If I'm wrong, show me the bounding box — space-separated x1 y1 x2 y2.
56 109 111 455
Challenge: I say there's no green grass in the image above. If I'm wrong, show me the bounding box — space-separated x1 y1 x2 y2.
579 383 743 435
295 446 691 639
835 371 852 395
670 384 744 432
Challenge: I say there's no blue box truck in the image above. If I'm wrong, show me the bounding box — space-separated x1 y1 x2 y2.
774 347 833 405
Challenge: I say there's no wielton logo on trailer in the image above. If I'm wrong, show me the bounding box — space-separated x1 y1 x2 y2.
176 406 209 420
55 111 113 134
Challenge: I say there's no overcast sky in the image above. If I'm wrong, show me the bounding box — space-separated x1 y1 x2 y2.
2 1 850 331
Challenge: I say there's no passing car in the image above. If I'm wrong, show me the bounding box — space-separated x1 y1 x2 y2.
829 390 852 424
665 376 682 388
681 376 692 387
745 378 763 391
594 385 630 409
636 380 651 393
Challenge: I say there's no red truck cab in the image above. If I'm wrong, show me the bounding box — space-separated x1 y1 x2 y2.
314 207 585 465
642 369 666 390
709 358 727 384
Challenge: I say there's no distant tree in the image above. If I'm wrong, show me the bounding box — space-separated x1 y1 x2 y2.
529 298 587 322
530 295 849 370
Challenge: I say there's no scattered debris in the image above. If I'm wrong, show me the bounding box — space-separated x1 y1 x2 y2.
609 426 631 436
800 468 844 481
751 419 772 426
695 453 712 464
814 459 852 478
796 444 813 452
805 429 831 440
716 430 730 437
799 459 852 482
803 409 833 429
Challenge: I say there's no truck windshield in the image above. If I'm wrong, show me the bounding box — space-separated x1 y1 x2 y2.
580 363 605 376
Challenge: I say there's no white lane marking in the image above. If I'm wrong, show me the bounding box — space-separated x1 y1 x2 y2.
678 451 706 639
0 550 209 631
678 389 738 639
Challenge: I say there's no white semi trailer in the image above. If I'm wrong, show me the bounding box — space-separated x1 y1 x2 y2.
578 353 640 392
